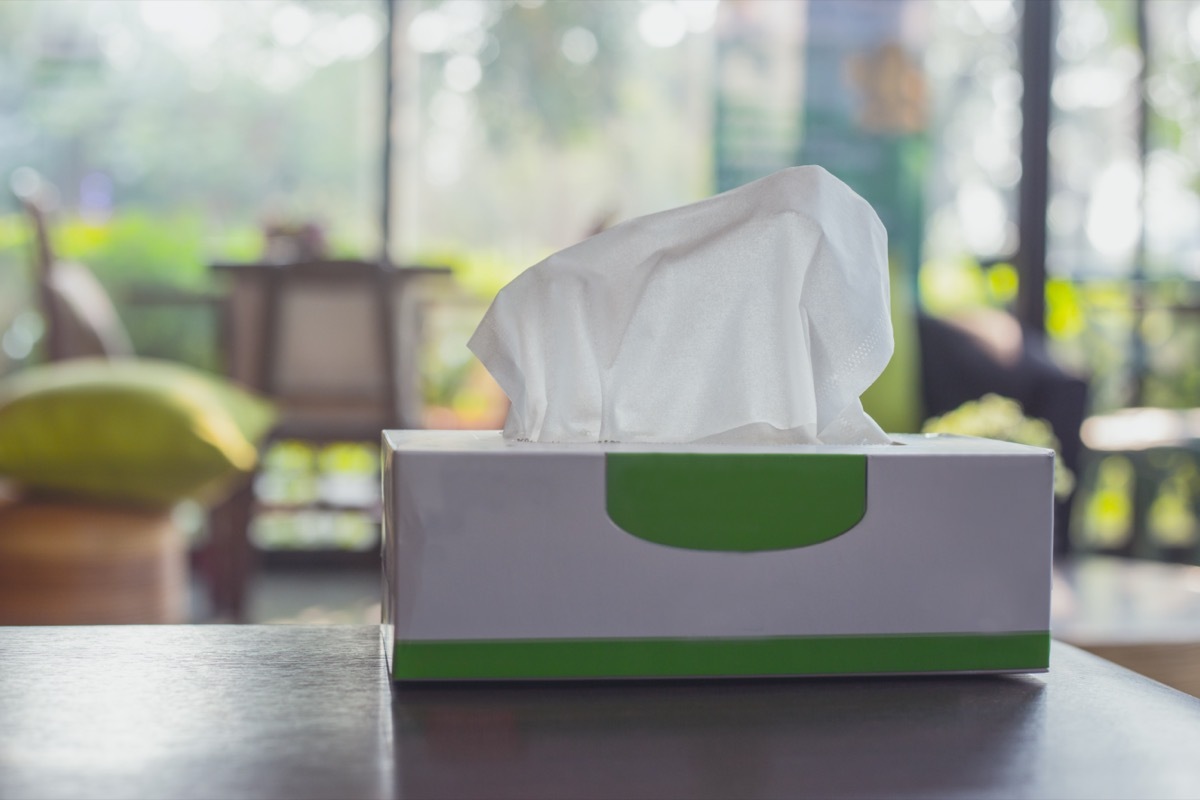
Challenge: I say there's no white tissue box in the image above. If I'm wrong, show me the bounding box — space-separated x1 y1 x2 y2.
381 430 1053 681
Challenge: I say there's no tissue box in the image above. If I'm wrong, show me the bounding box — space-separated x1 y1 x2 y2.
381 430 1053 681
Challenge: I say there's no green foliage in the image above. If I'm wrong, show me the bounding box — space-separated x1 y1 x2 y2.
406 243 526 415
1147 460 1198 550
55 212 262 371
1045 278 1086 339
56 212 212 291
0 216 34 306
411 243 530 301
0 216 30 251
317 443 376 475
0 221 37 374
423 357 475 408
1078 455 1136 549
1073 449 1200 556
422 1 631 148
919 257 1017 315
922 393 1075 500
254 442 380 551
920 256 1200 413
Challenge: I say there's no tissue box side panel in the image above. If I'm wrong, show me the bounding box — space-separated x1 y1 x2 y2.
386 440 1052 679
386 444 434 678
391 450 1051 639
380 436 395 675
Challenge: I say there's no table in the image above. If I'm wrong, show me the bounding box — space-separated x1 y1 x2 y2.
2 626 1200 800
1054 555 1200 698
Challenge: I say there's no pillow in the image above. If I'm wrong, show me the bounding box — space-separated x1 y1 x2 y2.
0 358 276 508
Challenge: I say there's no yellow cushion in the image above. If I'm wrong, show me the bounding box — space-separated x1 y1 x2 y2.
0 359 276 508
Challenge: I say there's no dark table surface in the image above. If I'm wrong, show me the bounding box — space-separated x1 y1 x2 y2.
2 626 1199 800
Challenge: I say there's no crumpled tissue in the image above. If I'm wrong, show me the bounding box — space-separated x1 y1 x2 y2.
468 166 894 445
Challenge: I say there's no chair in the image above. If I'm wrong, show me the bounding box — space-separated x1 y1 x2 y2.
245 260 412 437
14 180 134 361
209 258 443 619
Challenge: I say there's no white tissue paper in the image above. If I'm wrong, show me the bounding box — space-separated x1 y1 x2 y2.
468 166 894 445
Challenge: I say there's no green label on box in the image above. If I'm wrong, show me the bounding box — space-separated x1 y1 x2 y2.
392 632 1051 680
605 453 867 552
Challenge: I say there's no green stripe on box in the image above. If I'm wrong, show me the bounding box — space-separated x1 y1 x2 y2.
392 632 1050 680
605 453 867 552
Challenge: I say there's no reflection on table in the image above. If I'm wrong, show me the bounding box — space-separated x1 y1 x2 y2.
1054 554 1200 698
3 626 1200 800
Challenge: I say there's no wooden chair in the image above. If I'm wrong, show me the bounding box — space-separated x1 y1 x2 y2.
209 259 443 619
251 260 409 438
14 181 134 362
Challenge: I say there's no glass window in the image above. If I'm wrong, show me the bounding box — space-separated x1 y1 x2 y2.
392 0 718 279
0 0 386 370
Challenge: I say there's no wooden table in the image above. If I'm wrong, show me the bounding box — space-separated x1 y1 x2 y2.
2 626 1199 800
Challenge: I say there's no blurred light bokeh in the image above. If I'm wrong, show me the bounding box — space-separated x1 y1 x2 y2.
0 0 1198 564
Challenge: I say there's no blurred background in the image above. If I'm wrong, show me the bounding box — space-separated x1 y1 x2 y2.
0 0 1198 692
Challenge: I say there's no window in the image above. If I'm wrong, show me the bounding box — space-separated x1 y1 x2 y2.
0 0 386 370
